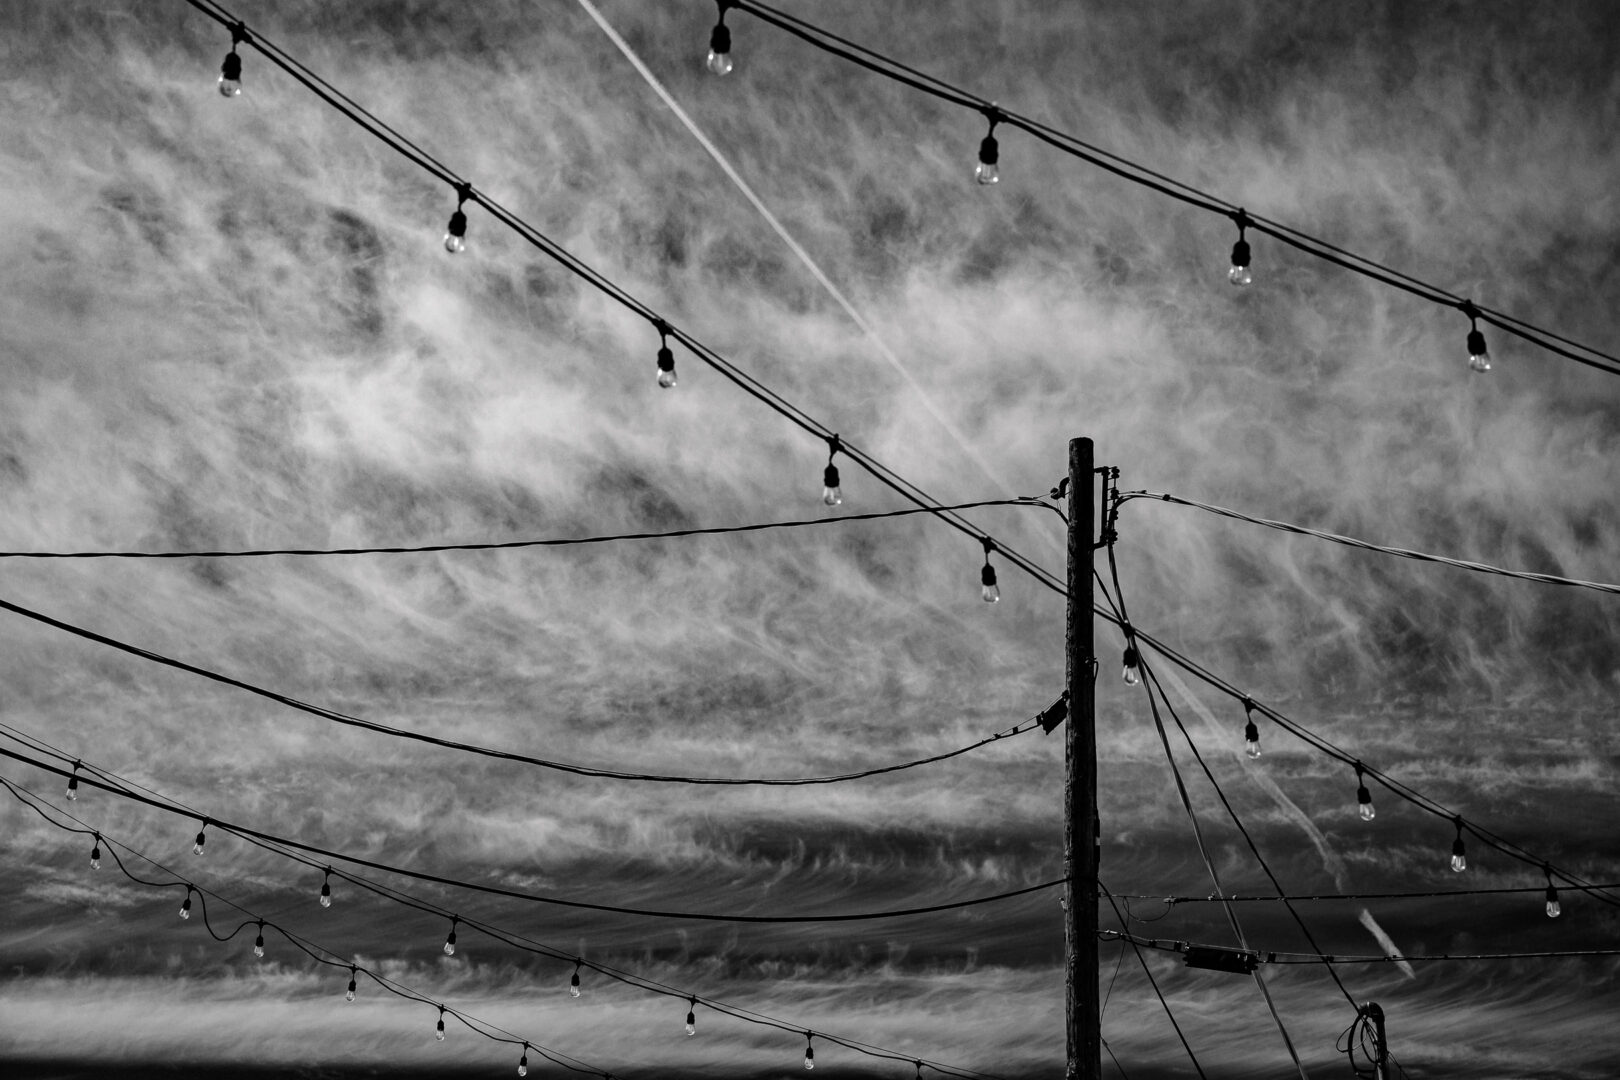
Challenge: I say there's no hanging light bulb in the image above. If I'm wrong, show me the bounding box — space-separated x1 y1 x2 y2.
179 888 194 920
1242 699 1261 759
569 960 583 998
1450 819 1468 872
193 821 209 856
217 24 248 97
685 997 698 1036
253 922 266 959
804 1033 816 1071
1462 301 1491 372
821 435 843 506
655 323 677 389
66 762 81 801
518 1045 530 1076
980 539 1000 603
435 1007 447 1041
1228 209 1253 286
706 0 734 76
319 869 332 908
1545 870 1562 919
1355 764 1375 821
346 967 358 1002
90 833 102 870
444 183 472 254
443 917 458 956
975 111 1000 185
1121 644 1141 686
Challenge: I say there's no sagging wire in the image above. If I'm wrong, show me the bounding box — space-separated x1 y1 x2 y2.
0 742 1064 925
3 771 1012 1080
0 591 1051 787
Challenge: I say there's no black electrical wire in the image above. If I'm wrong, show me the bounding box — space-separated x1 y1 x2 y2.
1127 884 1620 904
728 1 1620 379
1099 884 1208 1080
0 744 1063 924
0 498 1052 560
6 742 1007 1077
1118 490 1620 596
0 590 1049 786
2 773 1010 1080
1107 928 1620 966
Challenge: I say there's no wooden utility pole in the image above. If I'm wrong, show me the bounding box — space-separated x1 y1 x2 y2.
1065 437 1101 1080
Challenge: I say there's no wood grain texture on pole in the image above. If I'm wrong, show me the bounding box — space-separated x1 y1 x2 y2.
1065 436 1101 1080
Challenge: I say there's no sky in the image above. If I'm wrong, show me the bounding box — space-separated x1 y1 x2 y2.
0 1 1618 1077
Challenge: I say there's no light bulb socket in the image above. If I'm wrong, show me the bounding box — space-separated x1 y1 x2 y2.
710 23 731 53
1230 238 1251 269
1466 328 1487 356
980 563 997 587
447 209 467 239
978 133 999 166
221 52 242 80
656 344 675 372
1243 719 1259 744
823 462 840 488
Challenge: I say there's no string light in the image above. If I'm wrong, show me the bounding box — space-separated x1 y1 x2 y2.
685 996 698 1036
217 23 247 97
435 1006 447 1041
803 1032 816 1070
253 920 266 958
1121 643 1141 686
655 322 677 389
974 110 1000 185
1545 869 1562 919
1242 698 1260 759
1228 209 1253 286
518 1044 530 1076
89 832 102 870
1355 764 1374 821
569 959 583 998
1463 300 1491 372
346 966 358 1002
192 820 208 856
980 538 1000 603
65 761 80 801
319 868 332 908
821 435 843 506
178 886 193 920
444 183 472 254
1450 818 1468 872
706 0 735 76
443 916 458 956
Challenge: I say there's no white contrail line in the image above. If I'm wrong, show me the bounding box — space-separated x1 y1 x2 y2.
575 0 1039 523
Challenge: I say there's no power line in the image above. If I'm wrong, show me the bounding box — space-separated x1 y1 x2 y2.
1105 929 1620 966
1119 490 1620 596
0 498 1054 560
2 776 1005 1080
5 729 1013 1078
1122 884 1620 905
725 0 1620 379
2 743 1064 925
1099 884 1208 1080
0 589 1052 785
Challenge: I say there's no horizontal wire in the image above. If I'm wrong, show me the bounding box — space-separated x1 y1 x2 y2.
1 743 1064 924
0 589 1050 785
731 1 1620 378
1120 490 1620 596
6 732 1008 1077
1124 883 1620 904
1105 929 1620 965
0 498 1049 560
